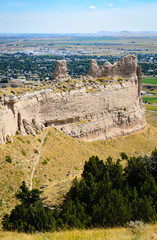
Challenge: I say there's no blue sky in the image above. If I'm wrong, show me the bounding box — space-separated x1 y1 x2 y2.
0 0 157 33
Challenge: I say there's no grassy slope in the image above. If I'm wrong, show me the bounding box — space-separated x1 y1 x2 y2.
0 123 157 223
0 132 45 223
0 223 157 240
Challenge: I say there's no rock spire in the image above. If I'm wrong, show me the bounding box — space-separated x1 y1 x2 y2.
53 60 71 82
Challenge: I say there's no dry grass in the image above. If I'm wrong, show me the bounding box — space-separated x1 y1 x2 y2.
146 111 157 127
0 223 157 240
0 131 45 223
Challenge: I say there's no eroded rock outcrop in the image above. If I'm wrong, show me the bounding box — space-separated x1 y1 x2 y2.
88 55 138 79
88 59 102 78
0 55 146 144
53 60 70 82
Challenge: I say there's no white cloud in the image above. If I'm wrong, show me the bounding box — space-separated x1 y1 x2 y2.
109 4 114 7
89 6 96 9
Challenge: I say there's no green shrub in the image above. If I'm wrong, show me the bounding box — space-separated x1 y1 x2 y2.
17 137 24 143
21 150 26 156
5 155 12 163
47 131 51 136
34 149 38 154
42 160 48 165
46 157 50 161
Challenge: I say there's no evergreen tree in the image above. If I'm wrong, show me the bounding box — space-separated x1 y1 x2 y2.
2 182 56 232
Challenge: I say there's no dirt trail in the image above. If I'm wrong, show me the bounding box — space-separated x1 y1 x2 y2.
30 127 50 190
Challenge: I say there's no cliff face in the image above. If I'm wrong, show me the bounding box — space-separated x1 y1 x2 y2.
0 55 146 144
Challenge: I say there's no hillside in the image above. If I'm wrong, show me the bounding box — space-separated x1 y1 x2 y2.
0 123 157 225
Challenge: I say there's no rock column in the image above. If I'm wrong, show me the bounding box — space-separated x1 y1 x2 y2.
53 60 71 82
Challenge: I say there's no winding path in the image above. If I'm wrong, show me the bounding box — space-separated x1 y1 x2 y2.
30 127 50 190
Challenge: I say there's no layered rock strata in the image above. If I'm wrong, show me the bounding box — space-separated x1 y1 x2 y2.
0 55 146 144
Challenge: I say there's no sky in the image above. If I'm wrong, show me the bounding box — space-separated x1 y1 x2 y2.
0 0 157 33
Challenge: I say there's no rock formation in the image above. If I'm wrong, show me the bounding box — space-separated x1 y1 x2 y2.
53 60 70 82
0 55 146 144
88 59 102 78
88 55 138 79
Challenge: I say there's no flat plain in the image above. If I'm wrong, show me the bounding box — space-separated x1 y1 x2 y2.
1 35 157 55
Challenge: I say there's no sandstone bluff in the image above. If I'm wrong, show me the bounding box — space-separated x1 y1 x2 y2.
0 55 146 144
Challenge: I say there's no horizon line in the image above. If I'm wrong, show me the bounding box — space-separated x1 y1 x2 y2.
1 31 157 34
